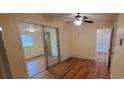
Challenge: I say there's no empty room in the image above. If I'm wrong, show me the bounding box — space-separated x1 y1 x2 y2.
1 13 124 79
1 1 124 93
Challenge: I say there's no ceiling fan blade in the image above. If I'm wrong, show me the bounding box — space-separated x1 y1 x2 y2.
83 16 88 19
66 21 73 23
83 20 94 23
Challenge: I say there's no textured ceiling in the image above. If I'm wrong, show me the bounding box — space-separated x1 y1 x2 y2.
19 13 118 32
41 13 118 23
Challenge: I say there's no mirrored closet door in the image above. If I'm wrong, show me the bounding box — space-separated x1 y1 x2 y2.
18 22 46 78
44 27 60 67
18 22 60 78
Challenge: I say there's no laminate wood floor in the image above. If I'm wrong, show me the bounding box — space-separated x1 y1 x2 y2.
32 52 109 79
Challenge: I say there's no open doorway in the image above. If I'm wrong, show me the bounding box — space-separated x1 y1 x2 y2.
96 28 112 66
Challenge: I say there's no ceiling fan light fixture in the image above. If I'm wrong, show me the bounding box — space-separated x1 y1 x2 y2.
29 29 35 32
74 20 82 25
0 26 2 32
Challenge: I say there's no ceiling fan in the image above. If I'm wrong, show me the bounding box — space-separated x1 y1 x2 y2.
65 13 94 25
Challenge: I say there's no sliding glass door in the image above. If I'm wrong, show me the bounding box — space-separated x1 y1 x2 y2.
44 27 60 67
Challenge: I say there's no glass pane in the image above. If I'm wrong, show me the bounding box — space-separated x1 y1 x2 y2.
44 27 59 67
19 22 46 78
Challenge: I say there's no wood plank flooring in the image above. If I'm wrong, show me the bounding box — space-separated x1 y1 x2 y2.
32 52 110 79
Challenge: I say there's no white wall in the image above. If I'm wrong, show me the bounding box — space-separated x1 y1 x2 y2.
96 29 111 52
111 14 124 78
69 22 112 60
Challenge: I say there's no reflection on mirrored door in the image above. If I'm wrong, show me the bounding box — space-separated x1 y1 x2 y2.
18 22 60 78
18 22 46 78
44 27 60 67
